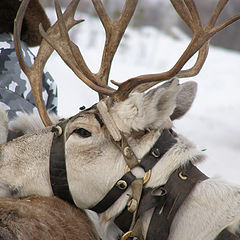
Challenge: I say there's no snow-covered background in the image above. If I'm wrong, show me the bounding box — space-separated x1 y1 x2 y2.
35 10 240 184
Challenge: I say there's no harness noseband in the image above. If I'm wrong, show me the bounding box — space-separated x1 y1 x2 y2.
50 119 74 205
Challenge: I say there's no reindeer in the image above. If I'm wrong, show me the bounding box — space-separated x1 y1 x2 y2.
1 0 240 239
0 195 99 240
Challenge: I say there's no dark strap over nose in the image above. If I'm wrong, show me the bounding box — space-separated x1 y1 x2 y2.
50 119 75 205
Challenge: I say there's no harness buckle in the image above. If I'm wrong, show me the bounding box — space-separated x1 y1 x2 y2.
121 231 132 240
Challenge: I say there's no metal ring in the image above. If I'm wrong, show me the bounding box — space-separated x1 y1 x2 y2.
117 180 128 190
55 125 63 137
127 199 138 213
121 231 132 240
125 165 130 173
123 146 131 157
179 171 188 180
151 186 167 196
151 148 161 158
143 170 151 184
125 167 151 184
124 160 141 173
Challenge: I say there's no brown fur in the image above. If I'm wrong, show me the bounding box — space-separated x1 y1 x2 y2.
0 196 100 240
0 0 50 46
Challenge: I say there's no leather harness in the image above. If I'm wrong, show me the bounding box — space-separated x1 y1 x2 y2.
49 121 239 240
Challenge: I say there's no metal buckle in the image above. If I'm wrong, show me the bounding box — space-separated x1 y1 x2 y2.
179 171 188 180
121 231 132 240
151 148 161 158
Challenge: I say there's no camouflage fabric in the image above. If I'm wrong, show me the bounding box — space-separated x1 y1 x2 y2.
0 33 57 120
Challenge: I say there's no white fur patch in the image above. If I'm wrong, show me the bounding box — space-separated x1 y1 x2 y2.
110 79 180 134
9 112 60 133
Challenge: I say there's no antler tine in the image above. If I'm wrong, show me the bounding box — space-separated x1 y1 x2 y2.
92 0 138 99
131 41 210 94
14 0 85 126
182 0 202 31
176 41 210 78
113 0 240 102
14 0 52 126
39 0 115 97
52 0 105 89
208 0 228 27
169 1 194 30
130 0 210 93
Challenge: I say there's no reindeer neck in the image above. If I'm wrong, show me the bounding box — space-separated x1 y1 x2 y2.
0 128 54 198
146 133 205 188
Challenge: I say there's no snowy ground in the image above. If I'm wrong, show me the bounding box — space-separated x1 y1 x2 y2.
36 12 240 184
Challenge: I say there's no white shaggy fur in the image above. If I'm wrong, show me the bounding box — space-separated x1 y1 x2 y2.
0 80 240 239
110 79 179 133
8 111 60 133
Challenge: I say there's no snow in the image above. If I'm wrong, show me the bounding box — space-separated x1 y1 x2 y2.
34 13 240 184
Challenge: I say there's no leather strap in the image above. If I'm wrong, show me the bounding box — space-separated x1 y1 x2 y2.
137 187 167 217
146 162 208 240
90 171 136 213
115 187 167 233
139 129 177 171
7 130 24 141
115 130 177 234
215 229 240 240
92 130 177 215
114 129 177 232
49 120 75 205
115 207 134 233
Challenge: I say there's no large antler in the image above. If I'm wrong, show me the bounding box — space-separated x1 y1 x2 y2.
14 0 83 126
38 0 138 99
112 0 240 101
14 0 138 126
14 0 240 126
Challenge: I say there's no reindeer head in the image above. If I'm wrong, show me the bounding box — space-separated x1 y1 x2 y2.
14 0 240 218
61 79 197 208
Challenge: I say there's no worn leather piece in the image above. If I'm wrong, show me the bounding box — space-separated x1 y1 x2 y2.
215 229 240 240
115 187 167 233
146 162 208 240
137 187 167 217
92 130 177 215
115 207 134 233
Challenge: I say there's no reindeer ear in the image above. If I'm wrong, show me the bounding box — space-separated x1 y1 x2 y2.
170 81 197 120
111 79 181 133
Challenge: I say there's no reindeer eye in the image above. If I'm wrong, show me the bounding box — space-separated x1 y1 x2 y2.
73 128 92 138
